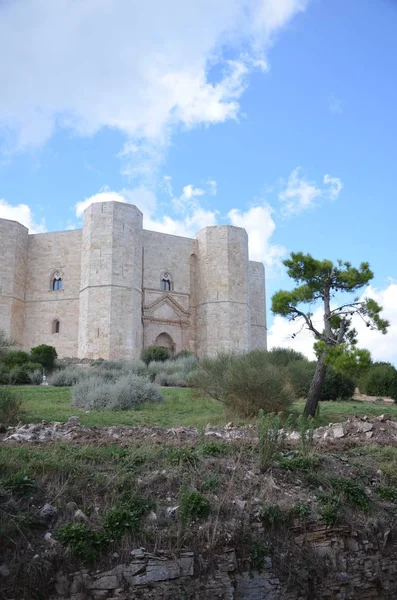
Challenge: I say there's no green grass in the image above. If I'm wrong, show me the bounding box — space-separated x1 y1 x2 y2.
13 386 237 427
8 386 397 428
292 399 397 427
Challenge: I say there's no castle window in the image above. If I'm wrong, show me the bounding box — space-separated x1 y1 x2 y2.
51 271 63 291
52 319 60 334
161 272 173 292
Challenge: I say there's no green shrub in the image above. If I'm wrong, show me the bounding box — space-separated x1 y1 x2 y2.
4 470 35 495
286 360 315 397
55 522 106 562
102 498 154 537
260 502 283 528
359 363 397 400
0 364 10 385
258 411 289 471
95 359 148 377
0 388 24 425
193 351 295 417
266 347 306 367
318 495 341 525
174 349 196 360
278 454 318 471
8 365 30 385
154 372 187 387
48 366 87 386
377 484 397 504
329 477 369 511
1 350 30 369
320 367 355 401
149 356 198 385
140 345 170 365
250 540 270 571
28 369 43 385
166 446 199 466
30 344 58 371
179 485 211 524
72 374 163 410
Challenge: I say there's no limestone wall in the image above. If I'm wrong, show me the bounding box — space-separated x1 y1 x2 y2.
0 204 267 358
51 527 397 600
142 230 197 353
0 219 28 346
78 202 143 359
23 230 82 357
196 225 251 356
249 261 267 350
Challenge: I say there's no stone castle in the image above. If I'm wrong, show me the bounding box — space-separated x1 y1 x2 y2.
0 201 266 359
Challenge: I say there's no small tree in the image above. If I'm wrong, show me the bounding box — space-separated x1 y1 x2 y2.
272 253 388 417
30 344 58 371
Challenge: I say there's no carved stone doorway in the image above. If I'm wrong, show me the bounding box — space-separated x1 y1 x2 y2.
155 332 175 357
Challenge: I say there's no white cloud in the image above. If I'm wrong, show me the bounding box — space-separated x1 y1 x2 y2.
324 174 343 200
72 180 286 262
208 180 218 196
75 190 127 219
0 0 308 170
228 204 286 270
0 198 46 233
278 167 343 215
268 283 397 366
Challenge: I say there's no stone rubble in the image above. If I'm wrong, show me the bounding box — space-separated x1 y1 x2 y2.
4 414 397 447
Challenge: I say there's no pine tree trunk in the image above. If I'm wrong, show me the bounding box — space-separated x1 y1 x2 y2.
303 353 327 418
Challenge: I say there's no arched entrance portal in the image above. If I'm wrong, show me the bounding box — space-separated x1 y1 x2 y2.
155 332 175 357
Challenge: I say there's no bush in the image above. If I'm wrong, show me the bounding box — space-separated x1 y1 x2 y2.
266 347 306 367
0 388 24 425
140 345 170 365
173 349 196 360
1 350 30 369
0 364 10 385
94 359 148 376
8 365 30 385
72 374 164 411
28 369 43 385
320 367 355 401
193 351 295 417
286 360 316 398
154 372 187 387
48 366 87 387
148 356 198 383
359 363 397 401
30 344 58 371
286 361 355 401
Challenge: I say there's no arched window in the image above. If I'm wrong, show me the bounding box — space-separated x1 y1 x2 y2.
52 271 63 291
52 319 60 334
161 272 173 291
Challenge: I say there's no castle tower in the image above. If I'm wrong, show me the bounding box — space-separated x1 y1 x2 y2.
0 219 28 346
78 201 143 359
196 225 251 356
249 261 267 350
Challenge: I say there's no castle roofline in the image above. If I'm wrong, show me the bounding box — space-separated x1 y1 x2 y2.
0 217 29 231
196 224 248 237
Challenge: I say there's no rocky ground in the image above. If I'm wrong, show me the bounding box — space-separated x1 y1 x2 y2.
2 413 397 599
3 413 397 448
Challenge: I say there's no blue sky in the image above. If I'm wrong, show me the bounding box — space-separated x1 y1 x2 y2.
1 0 396 363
